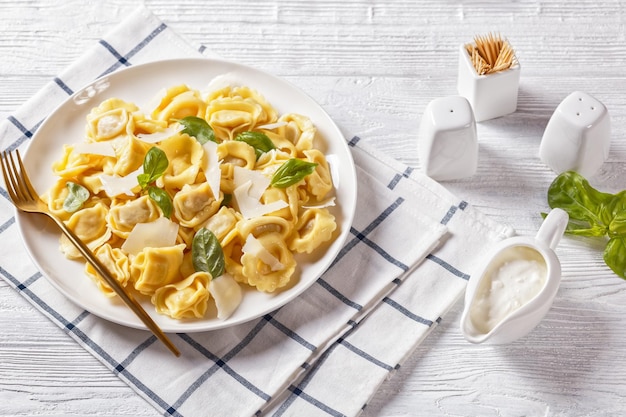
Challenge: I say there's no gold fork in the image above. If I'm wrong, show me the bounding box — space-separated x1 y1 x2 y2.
1 149 180 357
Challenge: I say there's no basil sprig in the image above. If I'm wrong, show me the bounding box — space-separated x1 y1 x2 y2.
138 147 169 189
137 147 173 218
63 182 90 213
235 131 276 159
192 228 225 279
545 170 626 278
179 116 216 144
271 158 318 188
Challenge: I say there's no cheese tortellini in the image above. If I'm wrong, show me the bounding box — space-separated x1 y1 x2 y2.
43 82 338 321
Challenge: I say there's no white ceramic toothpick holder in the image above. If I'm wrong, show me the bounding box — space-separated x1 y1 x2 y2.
539 91 611 178
418 96 478 181
457 44 521 122
460 208 569 344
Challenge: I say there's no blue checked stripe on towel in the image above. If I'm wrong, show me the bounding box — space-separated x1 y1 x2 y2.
0 6 513 417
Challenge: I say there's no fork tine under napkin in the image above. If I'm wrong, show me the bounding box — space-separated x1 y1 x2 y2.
0 6 514 417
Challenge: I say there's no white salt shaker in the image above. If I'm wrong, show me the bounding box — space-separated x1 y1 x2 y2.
457 44 521 122
417 96 478 181
539 91 611 178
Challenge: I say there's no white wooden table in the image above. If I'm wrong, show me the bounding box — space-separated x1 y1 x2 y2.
1 1 626 415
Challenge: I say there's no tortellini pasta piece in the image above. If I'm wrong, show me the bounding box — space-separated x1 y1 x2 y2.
41 178 75 221
241 233 296 292
238 215 292 241
156 134 204 190
289 208 337 254
222 231 246 282
151 271 210 319
151 85 206 122
130 244 186 295
111 136 151 177
302 149 334 201
201 206 242 242
86 98 138 141
84 243 131 297
173 182 221 228
217 140 256 169
107 195 161 239
52 145 114 179
60 202 112 259
206 97 265 140
206 86 277 129
277 113 316 154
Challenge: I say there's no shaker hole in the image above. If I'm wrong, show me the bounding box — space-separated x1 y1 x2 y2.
591 106 596 110
576 112 581 116
579 97 583 101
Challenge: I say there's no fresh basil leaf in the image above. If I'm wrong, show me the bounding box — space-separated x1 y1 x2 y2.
137 173 150 189
139 147 169 188
270 158 318 188
63 182 90 213
547 171 611 228
235 131 276 159
192 228 225 278
546 170 626 280
148 186 173 219
604 236 626 279
179 116 216 144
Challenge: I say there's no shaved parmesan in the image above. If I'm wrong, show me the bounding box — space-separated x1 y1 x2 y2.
234 180 288 219
233 166 270 200
72 142 116 157
121 217 179 256
137 125 184 144
202 141 221 199
232 166 288 218
257 121 288 130
242 234 284 271
99 166 143 197
208 273 242 320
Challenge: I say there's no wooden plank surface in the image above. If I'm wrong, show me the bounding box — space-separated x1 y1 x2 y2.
1 0 626 415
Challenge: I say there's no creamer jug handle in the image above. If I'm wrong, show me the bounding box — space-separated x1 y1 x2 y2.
536 208 569 250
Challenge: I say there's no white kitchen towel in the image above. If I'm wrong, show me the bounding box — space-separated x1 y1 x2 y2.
0 6 514 417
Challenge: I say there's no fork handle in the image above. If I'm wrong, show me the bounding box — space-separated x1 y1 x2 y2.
51 217 180 357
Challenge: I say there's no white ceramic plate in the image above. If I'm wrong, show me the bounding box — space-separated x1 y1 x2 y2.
16 58 357 333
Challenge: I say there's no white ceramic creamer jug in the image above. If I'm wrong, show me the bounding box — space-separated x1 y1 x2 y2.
460 208 569 344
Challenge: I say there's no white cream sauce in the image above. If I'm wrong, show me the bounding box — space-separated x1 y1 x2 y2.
470 246 547 334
